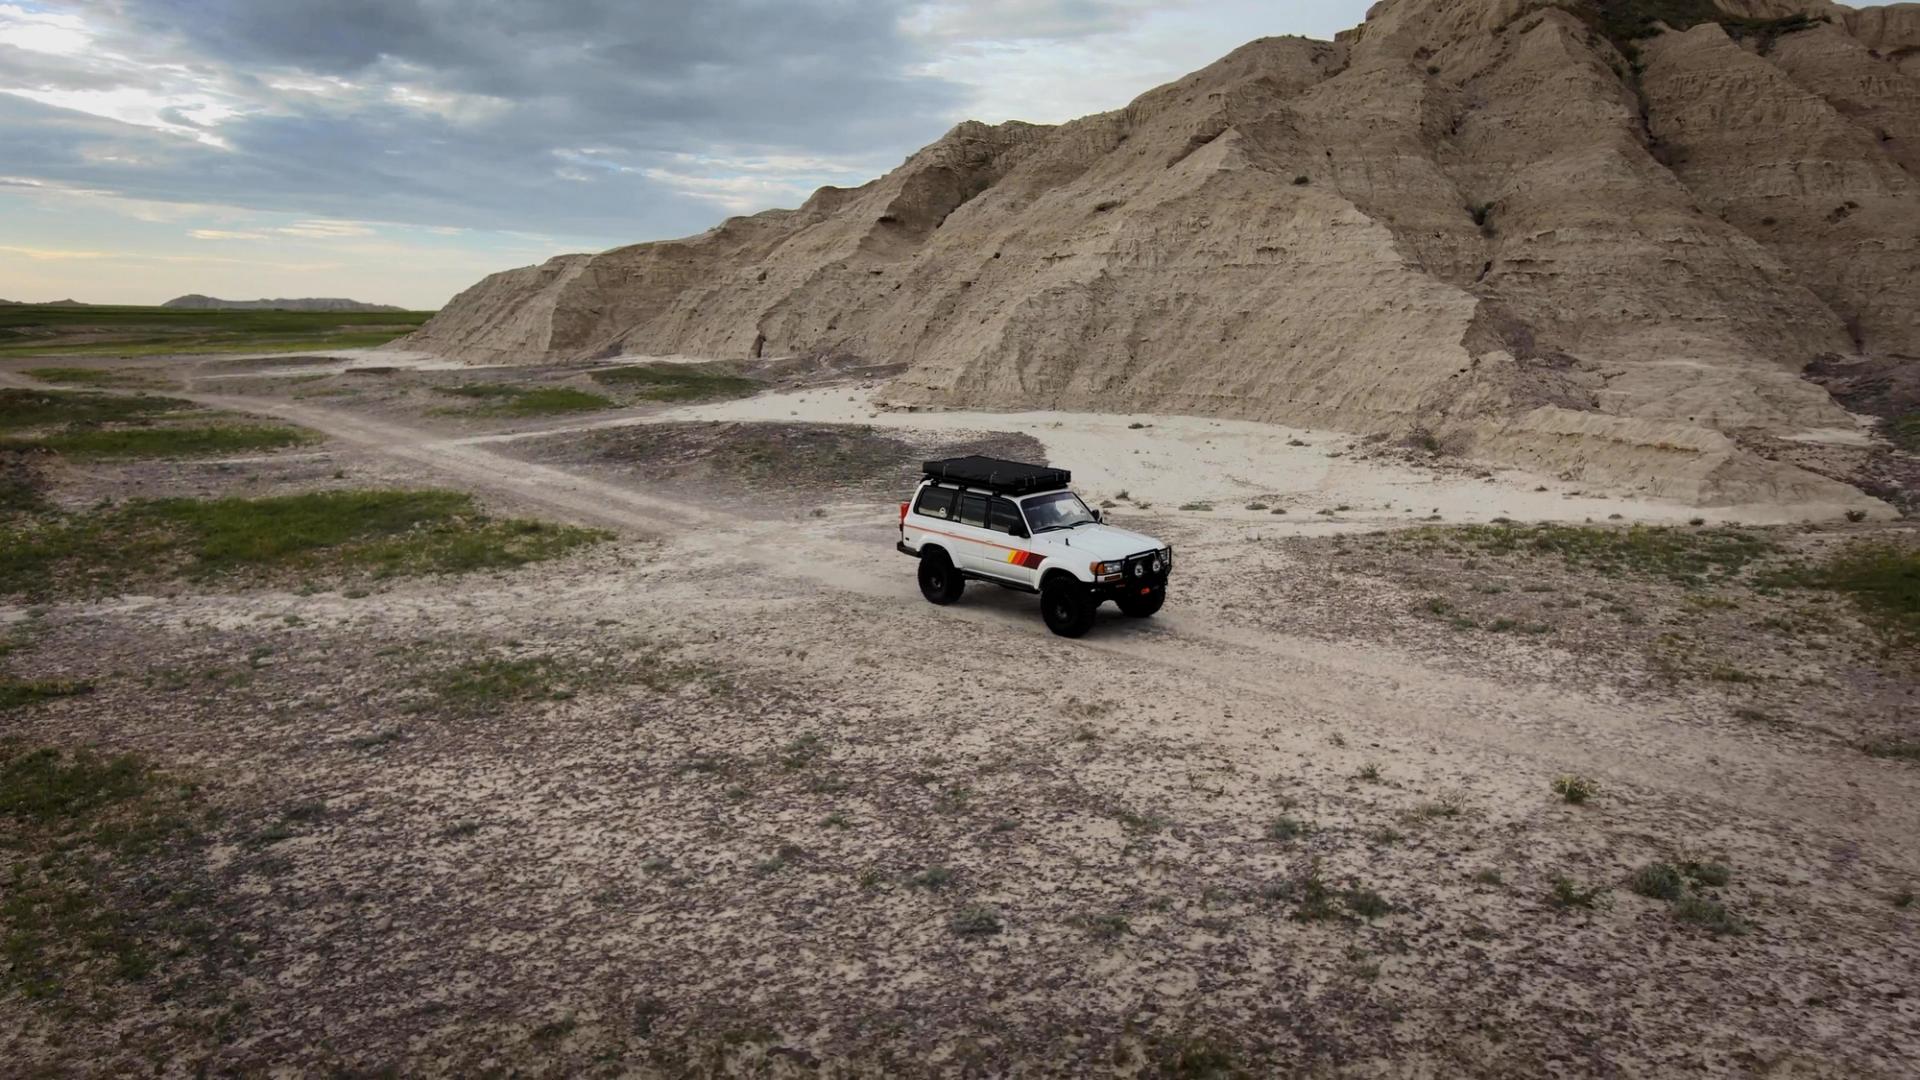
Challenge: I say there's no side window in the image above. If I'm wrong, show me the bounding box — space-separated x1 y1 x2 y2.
988 498 1023 535
956 492 989 528
914 485 956 520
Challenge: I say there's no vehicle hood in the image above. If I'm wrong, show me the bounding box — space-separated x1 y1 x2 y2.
1036 522 1164 560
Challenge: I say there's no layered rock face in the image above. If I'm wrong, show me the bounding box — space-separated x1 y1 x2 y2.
404 0 1920 509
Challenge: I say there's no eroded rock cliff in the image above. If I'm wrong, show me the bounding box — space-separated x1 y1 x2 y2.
403 0 1920 510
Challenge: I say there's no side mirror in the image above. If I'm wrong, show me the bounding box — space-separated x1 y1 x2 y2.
1012 524 1029 539
1091 509 1103 523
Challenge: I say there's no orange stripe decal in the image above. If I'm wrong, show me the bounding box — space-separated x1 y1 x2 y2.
914 524 1043 569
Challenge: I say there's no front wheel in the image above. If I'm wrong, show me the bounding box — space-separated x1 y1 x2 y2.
1040 576 1096 638
1116 585 1165 618
918 550 964 605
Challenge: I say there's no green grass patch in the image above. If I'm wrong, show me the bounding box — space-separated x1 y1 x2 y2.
1407 522 1777 586
1784 543 1920 641
0 387 308 460
588 362 759 401
0 677 93 711
424 656 574 714
1 424 313 460
1863 738 1920 762
0 489 608 597
1672 893 1743 934
0 388 194 433
0 303 432 358
1886 413 1920 453
20 367 152 387
0 742 212 1001
433 384 615 417
1629 862 1685 901
1 460 49 515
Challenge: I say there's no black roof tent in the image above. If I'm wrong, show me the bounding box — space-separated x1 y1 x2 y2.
921 455 1071 496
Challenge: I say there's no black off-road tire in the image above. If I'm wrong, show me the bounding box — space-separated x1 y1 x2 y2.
918 550 964 605
1040 576 1097 638
1116 585 1166 618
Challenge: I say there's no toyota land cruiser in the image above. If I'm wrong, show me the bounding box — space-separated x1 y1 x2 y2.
896 456 1171 637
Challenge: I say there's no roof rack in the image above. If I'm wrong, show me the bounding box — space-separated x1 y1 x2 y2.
921 455 1071 497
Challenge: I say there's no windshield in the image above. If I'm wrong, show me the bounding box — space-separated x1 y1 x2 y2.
1022 490 1096 532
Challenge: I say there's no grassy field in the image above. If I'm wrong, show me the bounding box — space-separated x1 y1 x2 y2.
0 489 609 597
589 362 760 401
0 304 435 358
432 384 615 418
0 388 314 461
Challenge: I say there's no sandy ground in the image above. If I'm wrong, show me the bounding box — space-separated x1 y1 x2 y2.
2 355 1917 1076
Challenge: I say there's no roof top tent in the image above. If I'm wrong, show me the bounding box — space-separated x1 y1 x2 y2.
921 456 1071 497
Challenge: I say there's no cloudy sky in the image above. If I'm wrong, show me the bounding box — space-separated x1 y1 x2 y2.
0 1 1373 309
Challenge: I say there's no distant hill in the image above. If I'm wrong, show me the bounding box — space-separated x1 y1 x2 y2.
162 295 406 313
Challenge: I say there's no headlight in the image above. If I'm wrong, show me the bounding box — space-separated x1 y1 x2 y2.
1163 546 1173 568
1092 560 1123 575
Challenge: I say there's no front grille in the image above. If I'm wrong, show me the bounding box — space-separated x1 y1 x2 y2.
1123 549 1170 585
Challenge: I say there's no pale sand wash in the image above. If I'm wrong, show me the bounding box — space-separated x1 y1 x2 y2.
463 382 1865 527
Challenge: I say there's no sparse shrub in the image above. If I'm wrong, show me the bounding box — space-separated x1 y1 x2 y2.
1179 501 1213 512
1673 894 1743 934
1267 815 1310 841
0 677 93 712
1552 775 1596 805
1345 888 1391 919
1629 862 1685 901
910 866 956 890
1245 501 1269 511
1293 175 1310 185
1471 868 1504 886
1356 763 1382 782
1845 509 1867 523
1684 860 1731 887
1072 912 1131 940
1548 876 1608 910
950 905 1003 937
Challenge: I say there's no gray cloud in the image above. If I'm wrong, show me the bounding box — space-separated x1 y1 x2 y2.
1 0 973 243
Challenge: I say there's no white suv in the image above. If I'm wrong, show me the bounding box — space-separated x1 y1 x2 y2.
896 456 1172 637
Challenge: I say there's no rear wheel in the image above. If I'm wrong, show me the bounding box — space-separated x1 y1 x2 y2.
1040 576 1096 638
918 550 964 605
1116 585 1165 618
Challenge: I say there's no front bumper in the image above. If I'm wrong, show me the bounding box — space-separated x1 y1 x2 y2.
1092 548 1170 598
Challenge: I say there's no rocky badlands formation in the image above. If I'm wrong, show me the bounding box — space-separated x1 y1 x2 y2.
403 0 1920 509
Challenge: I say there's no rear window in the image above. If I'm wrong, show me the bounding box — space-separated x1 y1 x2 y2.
956 492 990 528
914 485 957 520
